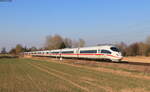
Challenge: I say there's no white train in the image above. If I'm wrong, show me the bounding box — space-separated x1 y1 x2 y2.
24 45 123 62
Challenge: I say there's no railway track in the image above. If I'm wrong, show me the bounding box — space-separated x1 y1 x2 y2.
60 57 150 67
118 61 150 66
32 56 150 67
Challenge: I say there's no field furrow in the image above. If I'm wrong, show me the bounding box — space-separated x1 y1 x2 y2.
0 58 150 92
29 62 110 92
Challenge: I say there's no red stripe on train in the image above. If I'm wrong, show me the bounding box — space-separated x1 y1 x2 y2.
33 53 121 59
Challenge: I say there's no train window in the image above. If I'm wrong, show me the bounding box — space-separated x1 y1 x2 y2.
110 47 120 52
62 51 74 53
80 50 97 53
101 50 111 54
51 52 59 54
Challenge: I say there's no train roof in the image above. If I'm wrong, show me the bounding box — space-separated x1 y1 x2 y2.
78 45 115 50
24 45 117 53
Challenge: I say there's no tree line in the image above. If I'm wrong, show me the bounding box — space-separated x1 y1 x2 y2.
2 34 85 55
116 36 150 56
44 34 85 50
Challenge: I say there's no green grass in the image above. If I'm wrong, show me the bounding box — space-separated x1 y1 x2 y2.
0 58 150 92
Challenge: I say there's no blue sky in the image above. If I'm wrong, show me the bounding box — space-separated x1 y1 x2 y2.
0 0 150 50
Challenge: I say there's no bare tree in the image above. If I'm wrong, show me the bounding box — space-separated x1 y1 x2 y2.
9 44 24 55
15 44 24 54
71 40 78 48
125 42 139 56
72 38 85 48
9 48 16 54
78 38 85 47
144 36 150 56
138 42 150 56
64 38 72 48
45 34 66 50
145 36 150 45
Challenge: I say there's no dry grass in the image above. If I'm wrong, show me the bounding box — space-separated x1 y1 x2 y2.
30 57 150 76
1 58 150 92
123 56 150 63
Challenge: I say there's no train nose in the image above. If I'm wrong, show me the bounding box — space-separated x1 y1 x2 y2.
116 53 123 58
119 54 123 60
116 53 121 56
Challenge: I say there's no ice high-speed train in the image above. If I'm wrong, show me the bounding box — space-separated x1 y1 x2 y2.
24 45 123 62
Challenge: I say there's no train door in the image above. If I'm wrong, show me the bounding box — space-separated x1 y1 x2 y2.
60 49 62 58
76 48 79 58
98 49 103 59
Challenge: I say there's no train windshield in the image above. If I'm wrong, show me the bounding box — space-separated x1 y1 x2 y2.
110 47 120 52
